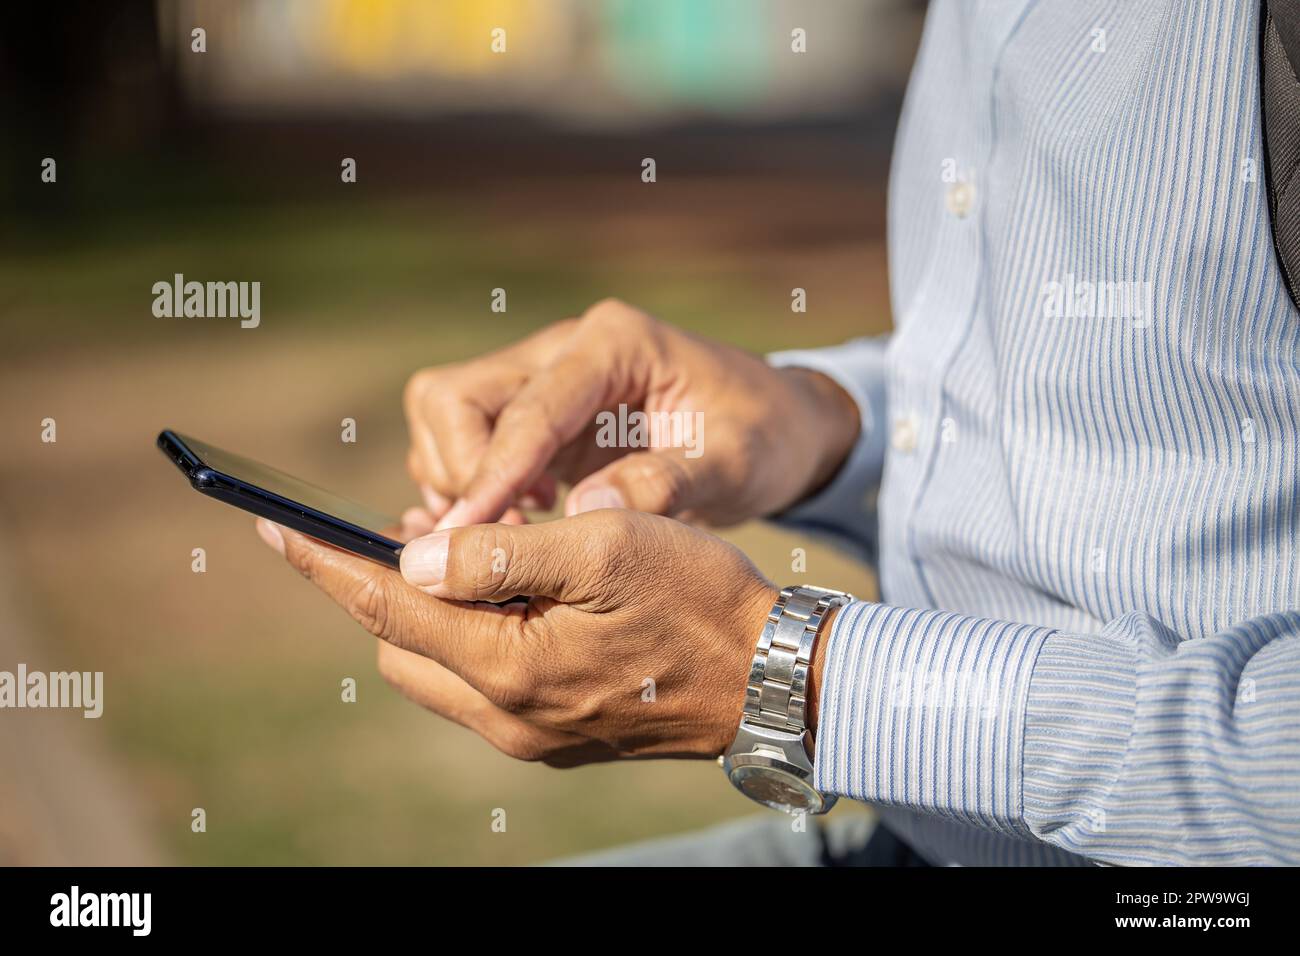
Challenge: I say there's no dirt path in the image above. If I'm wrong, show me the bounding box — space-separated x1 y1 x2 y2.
0 530 165 866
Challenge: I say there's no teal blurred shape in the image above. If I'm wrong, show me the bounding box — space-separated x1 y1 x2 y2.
601 0 772 109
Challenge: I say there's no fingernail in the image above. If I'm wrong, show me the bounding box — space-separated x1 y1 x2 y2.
573 486 624 514
256 518 285 555
401 530 449 586
435 499 472 531
400 506 434 537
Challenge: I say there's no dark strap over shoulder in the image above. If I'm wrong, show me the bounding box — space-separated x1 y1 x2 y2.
1261 0 1300 308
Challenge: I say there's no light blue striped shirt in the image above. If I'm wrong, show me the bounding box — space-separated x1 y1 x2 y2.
771 0 1300 865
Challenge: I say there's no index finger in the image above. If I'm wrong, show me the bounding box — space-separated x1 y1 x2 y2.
439 353 613 529
405 320 583 498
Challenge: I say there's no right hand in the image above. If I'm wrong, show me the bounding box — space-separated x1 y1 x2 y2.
404 298 860 529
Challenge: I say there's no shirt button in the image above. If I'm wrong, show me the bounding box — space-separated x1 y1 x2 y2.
891 416 918 453
946 181 975 218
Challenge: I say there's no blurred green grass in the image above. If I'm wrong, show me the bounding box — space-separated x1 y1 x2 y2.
1 171 883 354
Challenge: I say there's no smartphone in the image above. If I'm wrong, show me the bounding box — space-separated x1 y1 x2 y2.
158 429 403 568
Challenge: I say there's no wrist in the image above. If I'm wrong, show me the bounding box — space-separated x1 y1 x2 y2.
778 367 861 503
805 604 838 751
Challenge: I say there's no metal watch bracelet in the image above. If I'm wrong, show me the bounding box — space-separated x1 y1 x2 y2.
744 585 854 736
722 585 853 814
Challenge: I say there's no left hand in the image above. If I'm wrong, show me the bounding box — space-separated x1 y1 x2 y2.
255 509 779 766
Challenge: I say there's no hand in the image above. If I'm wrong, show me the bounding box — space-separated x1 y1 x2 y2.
403 298 860 529
255 510 782 766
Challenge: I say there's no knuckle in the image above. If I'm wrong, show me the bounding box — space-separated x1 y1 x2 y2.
345 574 397 641
284 539 319 582
582 296 629 319
494 728 548 763
483 654 533 714
402 368 435 413
404 365 462 416
621 457 685 513
581 298 653 335
600 505 640 549
584 509 641 578
463 526 516 600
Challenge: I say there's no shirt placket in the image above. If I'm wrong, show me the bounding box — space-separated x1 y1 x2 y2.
880 0 1032 609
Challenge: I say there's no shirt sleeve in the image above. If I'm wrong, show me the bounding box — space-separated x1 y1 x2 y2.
814 600 1300 865
765 336 891 564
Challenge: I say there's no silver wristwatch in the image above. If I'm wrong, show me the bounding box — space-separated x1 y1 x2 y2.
722 585 853 814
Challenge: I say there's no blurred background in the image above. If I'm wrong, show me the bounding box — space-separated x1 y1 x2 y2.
0 0 919 865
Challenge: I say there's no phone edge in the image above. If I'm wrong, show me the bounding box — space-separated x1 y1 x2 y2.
157 429 404 570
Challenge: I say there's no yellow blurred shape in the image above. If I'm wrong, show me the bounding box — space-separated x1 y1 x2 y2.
323 0 557 76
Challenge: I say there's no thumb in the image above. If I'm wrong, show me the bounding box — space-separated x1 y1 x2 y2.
399 520 598 604
567 450 714 518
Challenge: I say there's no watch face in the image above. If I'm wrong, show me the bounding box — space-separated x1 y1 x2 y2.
730 764 820 813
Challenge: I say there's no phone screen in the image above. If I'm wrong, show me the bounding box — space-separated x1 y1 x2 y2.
177 433 395 532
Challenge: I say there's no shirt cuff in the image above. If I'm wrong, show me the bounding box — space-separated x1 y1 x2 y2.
1021 629 1137 848
766 337 890 562
813 600 1055 838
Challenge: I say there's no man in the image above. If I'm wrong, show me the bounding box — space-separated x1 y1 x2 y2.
256 0 1300 865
